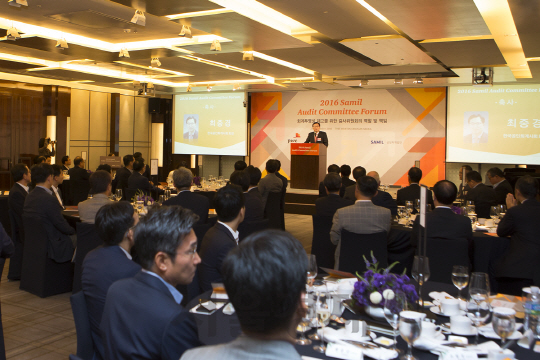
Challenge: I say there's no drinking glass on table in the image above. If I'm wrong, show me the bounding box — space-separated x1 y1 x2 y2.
412 256 430 308
115 189 123 201
296 293 312 345
492 308 516 346
158 195 165 205
313 292 333 353
399 312 422 360
467 272 491 345
497 204 506 219
414 199 420 213
451 265 469 301
405 201 414 215
490 206 499 221
306 255 317 287
384 291 407 353
164 189 171 200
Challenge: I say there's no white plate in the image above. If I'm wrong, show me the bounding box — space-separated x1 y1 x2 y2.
429 306 465 317
452 327 478 336
478 328 522 340
417 332 445 341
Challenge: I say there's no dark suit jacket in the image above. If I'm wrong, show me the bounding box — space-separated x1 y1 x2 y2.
496 199 540 279
305 131 328 147
68 166 90 205
411 207 473 249
101 271 201 360
243 190 264 222
464 183 496 218
319 181 346 198
163 191 209 224
128 171 164 196
464 132 488 143
0 223 14 259
82 246 141 360
494 179 513 205
396 184 434 209
342 177 355 188
23 186 75 262
113 167 132 194
198 223 237 292
62 165 69 171
8 183 27 243
457 183 471 199
372 190 398 216
315 194 353 217
343 184 356 201
275 172 288 203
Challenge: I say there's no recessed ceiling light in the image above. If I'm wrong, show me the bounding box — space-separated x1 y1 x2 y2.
55 38 68 49
151 57 161 67
179 25 192 38
131 10 146 26
6 27 21 40
119 48 130 58
394 79 403 85
413 77 423 84
242 51 254 61
207 85 212 91
8 0 27 7
210 40 221 51
359 79 369 86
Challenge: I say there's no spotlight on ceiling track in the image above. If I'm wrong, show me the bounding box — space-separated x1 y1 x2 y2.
413 77 423 84
472 67 493 87
147 82 154 89
6 27 21 40
133 81 141 87
151 57 161 67
187 85 192 92
207 85 212 91
119 48 130 58
242 51 254 61
359 79 369 87
131 10 146 26
233 83 241 91
179 25 192 38
8 0 27 7
394 79 403 85
210 40 221 51
55 38 68 49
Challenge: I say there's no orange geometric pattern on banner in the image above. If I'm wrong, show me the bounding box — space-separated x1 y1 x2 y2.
250 92 282 152
394 137 446 187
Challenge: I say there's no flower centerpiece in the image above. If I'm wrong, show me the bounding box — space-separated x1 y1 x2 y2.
353 252 418 319
193 176 202 187
132 190 154 205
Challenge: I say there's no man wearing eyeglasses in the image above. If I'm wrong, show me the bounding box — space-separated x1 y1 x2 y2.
101 206 202 360
464 114 488 144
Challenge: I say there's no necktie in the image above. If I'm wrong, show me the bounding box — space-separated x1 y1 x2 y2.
315 133 318 142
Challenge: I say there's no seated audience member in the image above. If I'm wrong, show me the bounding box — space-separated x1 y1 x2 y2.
318 164 341 198
486 167 513 205
113 154 134 194
101 206 202 360
78 170 113 224
181 230 307 360
396 167 434 210
163 167 209 224
33 156 46 165
133 151 151 180
82 202 141 360
496 175 540 295
275 159 288 200
51 164 65 209
315 173 353 217
330 176 391 269
8 163 30 280
457 165 472 199
199 184 245 292
258 159 283 208
231 170 263 221
23 164 75 263
166 161 188 185
343 166 366 201
340 165 356 188
234 160 247 171
69 157 91 205
44 156 52 164
61 156 71 171
464 170 496 219
411 180 473 249
245 165 263 202
368 171 398 217
128 157 164 196
96 164 112 174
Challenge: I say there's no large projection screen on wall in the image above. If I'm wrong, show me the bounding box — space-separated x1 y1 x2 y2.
173 92 247 155
447 85 540 164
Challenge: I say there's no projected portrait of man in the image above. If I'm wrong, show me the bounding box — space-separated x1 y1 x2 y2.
464 113 488 144
183 115 199 140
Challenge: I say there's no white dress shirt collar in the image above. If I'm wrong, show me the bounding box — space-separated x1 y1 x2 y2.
118 246 132 260
218 221 240 244
17 182 29 193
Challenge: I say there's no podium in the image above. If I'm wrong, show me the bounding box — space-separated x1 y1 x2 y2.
290 143 327 190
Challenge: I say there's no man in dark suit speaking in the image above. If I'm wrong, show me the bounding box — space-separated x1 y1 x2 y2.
304 122 328 147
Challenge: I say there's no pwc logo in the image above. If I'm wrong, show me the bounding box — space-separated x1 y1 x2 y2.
288 133 301 143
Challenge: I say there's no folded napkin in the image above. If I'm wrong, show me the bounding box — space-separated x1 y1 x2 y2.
413 336 448 351
320 328 398 360
478 323 522 340
429 291 454 304
431 341 501 356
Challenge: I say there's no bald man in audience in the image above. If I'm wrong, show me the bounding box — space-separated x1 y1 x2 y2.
318 164 343 198
367 171 397 216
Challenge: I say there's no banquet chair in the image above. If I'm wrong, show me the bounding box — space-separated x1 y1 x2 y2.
339 230 388 275
72 223 104 293
264 191 282 229
20 215 73 297
311 215 336 269
70 291 95 360
425 237 470 285
238 218 270 242
7 208 24 280
193 222 213 251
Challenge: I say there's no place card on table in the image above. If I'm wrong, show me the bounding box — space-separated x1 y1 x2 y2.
325 342 363 360
440 349 478 360
211 282 228 300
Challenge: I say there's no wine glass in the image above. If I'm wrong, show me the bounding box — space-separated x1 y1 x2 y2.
399 312 423 360
313 292 333 353
115 189 123 201
307 255 317 287
497 205 506 218
451 266 469 301
414 199 420 213
384 291 407 353
469 272 490 297
490 206 499 220
492 308 516 346
296 293 312 345
164 189 171 200
158 195 165 205
405 201 414 216
467 272 491 345
412 256 430 308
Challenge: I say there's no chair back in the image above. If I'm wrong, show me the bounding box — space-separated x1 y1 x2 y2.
238 218 270 242
70 179 90 206
264 191 282 229
70 291 95 360
72 223 104 293
20 215 73 297
7 208 24 280
425 237 469 284
311 215 335 269
339 230 388 274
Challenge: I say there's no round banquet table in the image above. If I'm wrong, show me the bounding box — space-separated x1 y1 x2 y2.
187 281 537 360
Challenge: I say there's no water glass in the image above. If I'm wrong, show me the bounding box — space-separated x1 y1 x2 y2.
405 201 414 216
414 199 420 213
466 297 490 344
296 293 312 345
399 312 423 360
158 195 165 205
164 189 171 200
490 206 499 220
87 194 93 200
115 188 123 201
384 291 406 353
307 255 317 287
492 308 516 346
451 265 469 300
412 256 430 308
313 292 333 353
